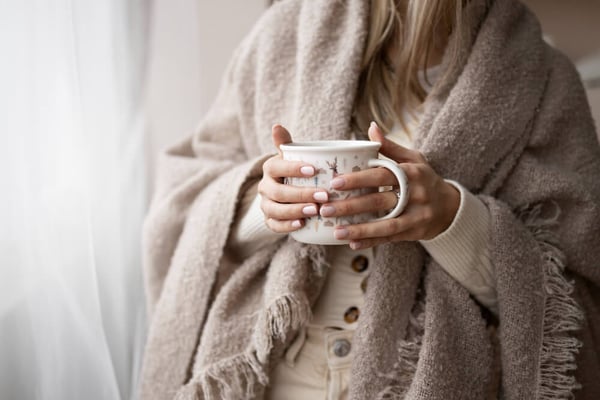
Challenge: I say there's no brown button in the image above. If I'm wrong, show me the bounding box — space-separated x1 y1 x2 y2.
344 307 360 324
360 277 368 293
351 255 369 273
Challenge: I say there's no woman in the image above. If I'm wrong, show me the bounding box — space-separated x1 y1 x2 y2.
140 0 600 399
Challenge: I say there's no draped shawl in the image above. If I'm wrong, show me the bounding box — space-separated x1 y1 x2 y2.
140 0 600 398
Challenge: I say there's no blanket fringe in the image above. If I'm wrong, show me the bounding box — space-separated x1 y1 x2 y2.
518 202 584 400
174 351 267 400
253 294 313 363
298 243 330 276
376 302 426 399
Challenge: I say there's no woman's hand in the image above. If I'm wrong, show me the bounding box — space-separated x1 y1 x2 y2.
258 124 330 233
329 122 460 249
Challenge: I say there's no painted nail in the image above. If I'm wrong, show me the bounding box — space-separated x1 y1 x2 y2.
302 205 317 216
320 205 335 217
313 192 328 202
300 166 315 176
291 220 302 228
330 177 344 189
334 228 349 240
350 241 362 250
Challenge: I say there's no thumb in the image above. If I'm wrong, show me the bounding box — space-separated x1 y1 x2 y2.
368 121 423 163
272 124 293 156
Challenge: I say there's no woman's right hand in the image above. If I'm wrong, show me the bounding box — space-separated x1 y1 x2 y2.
258 124 329 233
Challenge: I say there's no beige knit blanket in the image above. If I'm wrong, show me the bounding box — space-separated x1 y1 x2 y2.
140 0 600 399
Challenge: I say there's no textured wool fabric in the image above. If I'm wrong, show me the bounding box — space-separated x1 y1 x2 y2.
139 0 600 399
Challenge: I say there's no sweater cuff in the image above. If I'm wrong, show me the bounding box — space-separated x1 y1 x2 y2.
419 180 494 295
233 189 285 246
229 165 286 257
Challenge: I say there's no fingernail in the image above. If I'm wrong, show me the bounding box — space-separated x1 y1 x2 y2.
302 205 317 216
313 192 328 202
334 228 349 240
320 205 335 217
300 166 314 176
330 177 344 189
370 121 378 130
349 241 362 250
291 220 302 228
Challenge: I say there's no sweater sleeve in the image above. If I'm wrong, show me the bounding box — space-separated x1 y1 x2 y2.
420 180 497 313
229 181 286 257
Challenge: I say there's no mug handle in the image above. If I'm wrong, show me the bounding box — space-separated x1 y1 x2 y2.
367 159 409 221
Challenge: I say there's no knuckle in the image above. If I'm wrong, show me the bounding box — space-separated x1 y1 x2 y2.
267 219 284 233
257 179 266 196
421 207 434 222
411 187 428 204
373 193 387 210
401 163 415 180
385 220 398 236
300 189 314 203
412 164 425 180
273 185 287 202
263 157 274 174
339 201 353 215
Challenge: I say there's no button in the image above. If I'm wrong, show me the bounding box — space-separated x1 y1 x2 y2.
360 277 368 293
344 307 360 323
332 339 351 357
351 255 369 273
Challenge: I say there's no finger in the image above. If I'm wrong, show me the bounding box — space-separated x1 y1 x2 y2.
333 210 420 241
368 121 426 163
398 162 430 183
272 124 293 156
329 167 397 190
265 217 304 234
261 197 319 220
348 228 421 249
319 191 398 218
263 156 316 179
258 176 329 203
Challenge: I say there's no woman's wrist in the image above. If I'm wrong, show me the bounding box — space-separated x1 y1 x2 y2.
437 179 461 237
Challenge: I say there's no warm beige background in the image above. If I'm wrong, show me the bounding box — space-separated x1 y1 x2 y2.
143 1 600 181
523 0 600 130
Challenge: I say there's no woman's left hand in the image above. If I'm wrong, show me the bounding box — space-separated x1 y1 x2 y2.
329 122 460 250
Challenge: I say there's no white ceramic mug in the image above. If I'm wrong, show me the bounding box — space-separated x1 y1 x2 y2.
280 140 409 245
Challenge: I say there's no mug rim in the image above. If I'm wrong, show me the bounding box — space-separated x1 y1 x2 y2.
280 140 381 152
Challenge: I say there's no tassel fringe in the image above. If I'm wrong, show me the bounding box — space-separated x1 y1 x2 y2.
376 302 426 399
298 243 330 276
253 294 313 362
176 293 312 400
518 202 584 400
174 351 267 400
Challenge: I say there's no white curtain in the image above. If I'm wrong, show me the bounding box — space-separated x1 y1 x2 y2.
0 1 149 399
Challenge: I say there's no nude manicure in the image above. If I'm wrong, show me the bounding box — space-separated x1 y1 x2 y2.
334 228 349 240
313 192 328 202
300 166 315 176
302 205 318 216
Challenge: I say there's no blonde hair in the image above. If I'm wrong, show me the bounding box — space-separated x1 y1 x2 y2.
353 0 464 136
